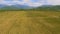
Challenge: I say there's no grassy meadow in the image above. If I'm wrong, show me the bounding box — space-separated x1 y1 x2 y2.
0 11 60 34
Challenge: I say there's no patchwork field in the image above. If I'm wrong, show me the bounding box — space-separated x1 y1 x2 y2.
0 11 60 34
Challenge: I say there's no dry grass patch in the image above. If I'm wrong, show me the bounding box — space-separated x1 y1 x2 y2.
0 11 60 34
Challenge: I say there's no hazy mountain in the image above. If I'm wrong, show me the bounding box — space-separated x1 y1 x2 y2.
0 4 6 8
0 4 60 11
12 4 32 9
0 4 32 10
31 5 60 11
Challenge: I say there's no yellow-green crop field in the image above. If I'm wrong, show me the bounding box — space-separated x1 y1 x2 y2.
0 11 60 34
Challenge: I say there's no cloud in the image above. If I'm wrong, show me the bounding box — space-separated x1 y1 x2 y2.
47 0 60 5
27 3 42 7
0 0 60 7
21 0 43 7
0 0 4 2
0 0 4 1
23 0 30 2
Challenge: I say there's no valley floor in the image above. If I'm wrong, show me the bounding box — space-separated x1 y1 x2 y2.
0 11 60 34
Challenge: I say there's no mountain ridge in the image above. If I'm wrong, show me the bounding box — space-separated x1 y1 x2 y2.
0 4 33 10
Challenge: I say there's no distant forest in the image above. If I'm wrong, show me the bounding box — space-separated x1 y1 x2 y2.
0 5 60 11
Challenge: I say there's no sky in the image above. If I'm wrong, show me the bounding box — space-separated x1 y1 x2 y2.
0 0 60 7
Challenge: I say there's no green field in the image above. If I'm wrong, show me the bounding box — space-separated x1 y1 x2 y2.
0 11 60 34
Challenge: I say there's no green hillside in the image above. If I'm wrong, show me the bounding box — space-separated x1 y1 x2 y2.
0 5 60 11
30 5 60 11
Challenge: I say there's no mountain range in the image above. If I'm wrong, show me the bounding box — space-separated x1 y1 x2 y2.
0 4 33 10
0 4 60 11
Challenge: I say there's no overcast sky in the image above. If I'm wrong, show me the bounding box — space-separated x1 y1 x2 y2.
0 0 60 7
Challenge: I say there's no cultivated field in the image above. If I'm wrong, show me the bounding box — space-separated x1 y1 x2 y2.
0 11 60 34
